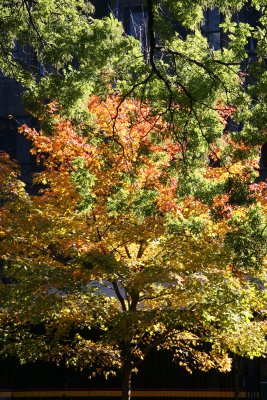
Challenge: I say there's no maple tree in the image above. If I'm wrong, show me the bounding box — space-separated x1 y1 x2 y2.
1 2 267 400
1 94 267 400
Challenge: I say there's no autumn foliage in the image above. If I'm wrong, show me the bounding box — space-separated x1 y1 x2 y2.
1 95 267 399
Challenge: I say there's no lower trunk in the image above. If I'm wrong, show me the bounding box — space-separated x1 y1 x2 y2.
121 349 132 400
233 356 242 400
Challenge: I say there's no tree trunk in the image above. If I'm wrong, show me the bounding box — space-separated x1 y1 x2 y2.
233 356 243 400
121 348 132 400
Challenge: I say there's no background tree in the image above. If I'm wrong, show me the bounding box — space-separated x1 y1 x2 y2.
0 0 143 117
1 95 267 400
0 0 266 135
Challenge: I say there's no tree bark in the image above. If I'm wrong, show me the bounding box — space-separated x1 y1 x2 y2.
121 348 132 400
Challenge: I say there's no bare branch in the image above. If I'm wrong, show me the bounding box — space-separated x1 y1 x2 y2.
112 280 127 311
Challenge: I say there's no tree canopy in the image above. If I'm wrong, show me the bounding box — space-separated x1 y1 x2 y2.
0 0 143 117
1 2 267 400
1 94 267 399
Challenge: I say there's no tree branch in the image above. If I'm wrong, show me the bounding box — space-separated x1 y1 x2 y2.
146 0 173 111
112 280 127 311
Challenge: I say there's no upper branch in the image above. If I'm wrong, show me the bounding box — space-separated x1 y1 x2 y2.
146 0 173 109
